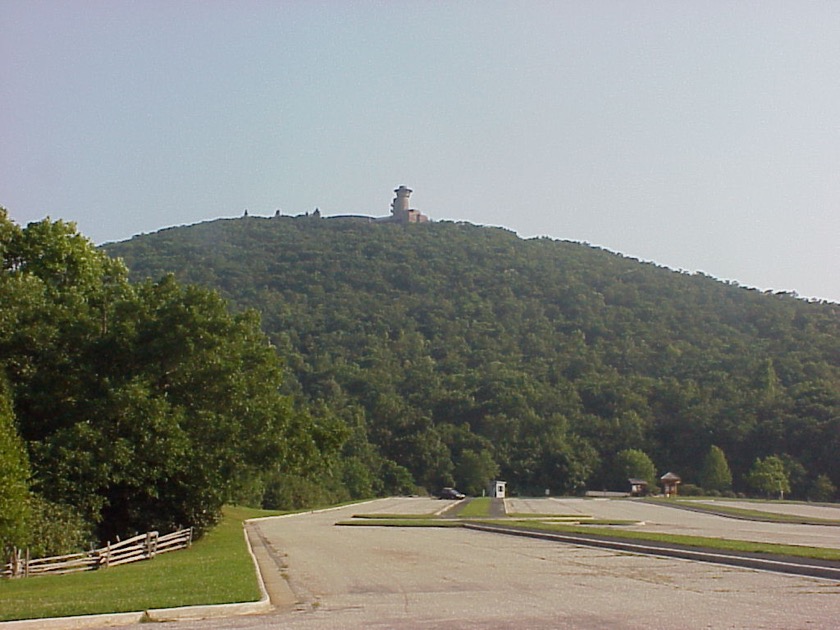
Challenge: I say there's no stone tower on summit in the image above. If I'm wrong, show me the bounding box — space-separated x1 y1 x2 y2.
385 186 429 224
324 185 431 223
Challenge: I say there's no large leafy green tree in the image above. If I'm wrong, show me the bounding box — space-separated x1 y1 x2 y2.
613 448 657 490
745 455 790 499
0 377 30 552
455 449 499 496
1 210 338 542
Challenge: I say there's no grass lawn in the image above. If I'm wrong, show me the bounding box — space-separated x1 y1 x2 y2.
458 497 492 518
0 505 281 622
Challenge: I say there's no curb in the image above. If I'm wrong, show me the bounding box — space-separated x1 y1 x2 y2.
0 612 142 629
0 600 272 629
142 522 276 621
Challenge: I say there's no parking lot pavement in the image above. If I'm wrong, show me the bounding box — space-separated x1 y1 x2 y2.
506 497 592 516
348 496 444 515
505 497 840 550
152 499 840 630
690 499 840 520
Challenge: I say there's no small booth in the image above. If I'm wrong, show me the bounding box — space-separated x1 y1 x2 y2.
660 472 682 497
628 478 649 497
489 480 507 499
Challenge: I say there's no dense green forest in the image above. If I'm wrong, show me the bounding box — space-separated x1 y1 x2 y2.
105 215 840 502
1 210 345 554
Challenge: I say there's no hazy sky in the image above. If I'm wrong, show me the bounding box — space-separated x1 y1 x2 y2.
2 1 839 302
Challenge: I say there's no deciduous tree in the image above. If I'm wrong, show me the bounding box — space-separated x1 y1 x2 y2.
808 474 836 502
700 445 732 492
745 455 790 499
614 448 657 490
455 449 499 496
0 378 30 552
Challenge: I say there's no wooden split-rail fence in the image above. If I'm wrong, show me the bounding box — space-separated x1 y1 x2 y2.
2 527 192 579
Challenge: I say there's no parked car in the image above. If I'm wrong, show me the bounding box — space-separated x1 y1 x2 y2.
439 487 466 500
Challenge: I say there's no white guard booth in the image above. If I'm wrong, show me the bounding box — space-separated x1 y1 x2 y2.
489 480 507 498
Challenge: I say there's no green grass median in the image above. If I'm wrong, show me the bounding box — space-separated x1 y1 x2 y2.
0 505 281 622
458 497 492 518
336 510 840 563
486 520 840 562
646 498 840 525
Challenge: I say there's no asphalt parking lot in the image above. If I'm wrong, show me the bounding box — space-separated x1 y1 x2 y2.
507 496 840 549
159 497 840 630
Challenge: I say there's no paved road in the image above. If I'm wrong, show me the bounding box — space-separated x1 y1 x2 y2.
508 497 840 549
157 498 839 629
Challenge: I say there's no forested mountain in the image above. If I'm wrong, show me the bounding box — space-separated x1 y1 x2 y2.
105 215 840 500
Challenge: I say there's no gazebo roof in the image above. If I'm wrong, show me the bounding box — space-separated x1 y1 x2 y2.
660 472 681 481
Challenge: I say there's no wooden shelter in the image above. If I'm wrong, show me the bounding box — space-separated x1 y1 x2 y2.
660 472 682 497
628 478 649 497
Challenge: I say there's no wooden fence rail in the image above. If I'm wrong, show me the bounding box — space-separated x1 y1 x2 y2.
2 527 192 579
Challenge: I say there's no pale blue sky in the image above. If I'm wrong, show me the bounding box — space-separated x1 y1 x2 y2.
2 1 839 301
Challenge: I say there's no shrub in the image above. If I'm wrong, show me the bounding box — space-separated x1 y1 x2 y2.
26 494 93 557
261 473 339 511
809 474 836 502
679 483 704 496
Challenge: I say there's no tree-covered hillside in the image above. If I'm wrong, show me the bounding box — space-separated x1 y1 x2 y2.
106 215 840 499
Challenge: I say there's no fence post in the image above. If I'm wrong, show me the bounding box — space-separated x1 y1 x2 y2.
145 531 158 559
24 548 30 578
104 541 111 569
187 527 193 548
